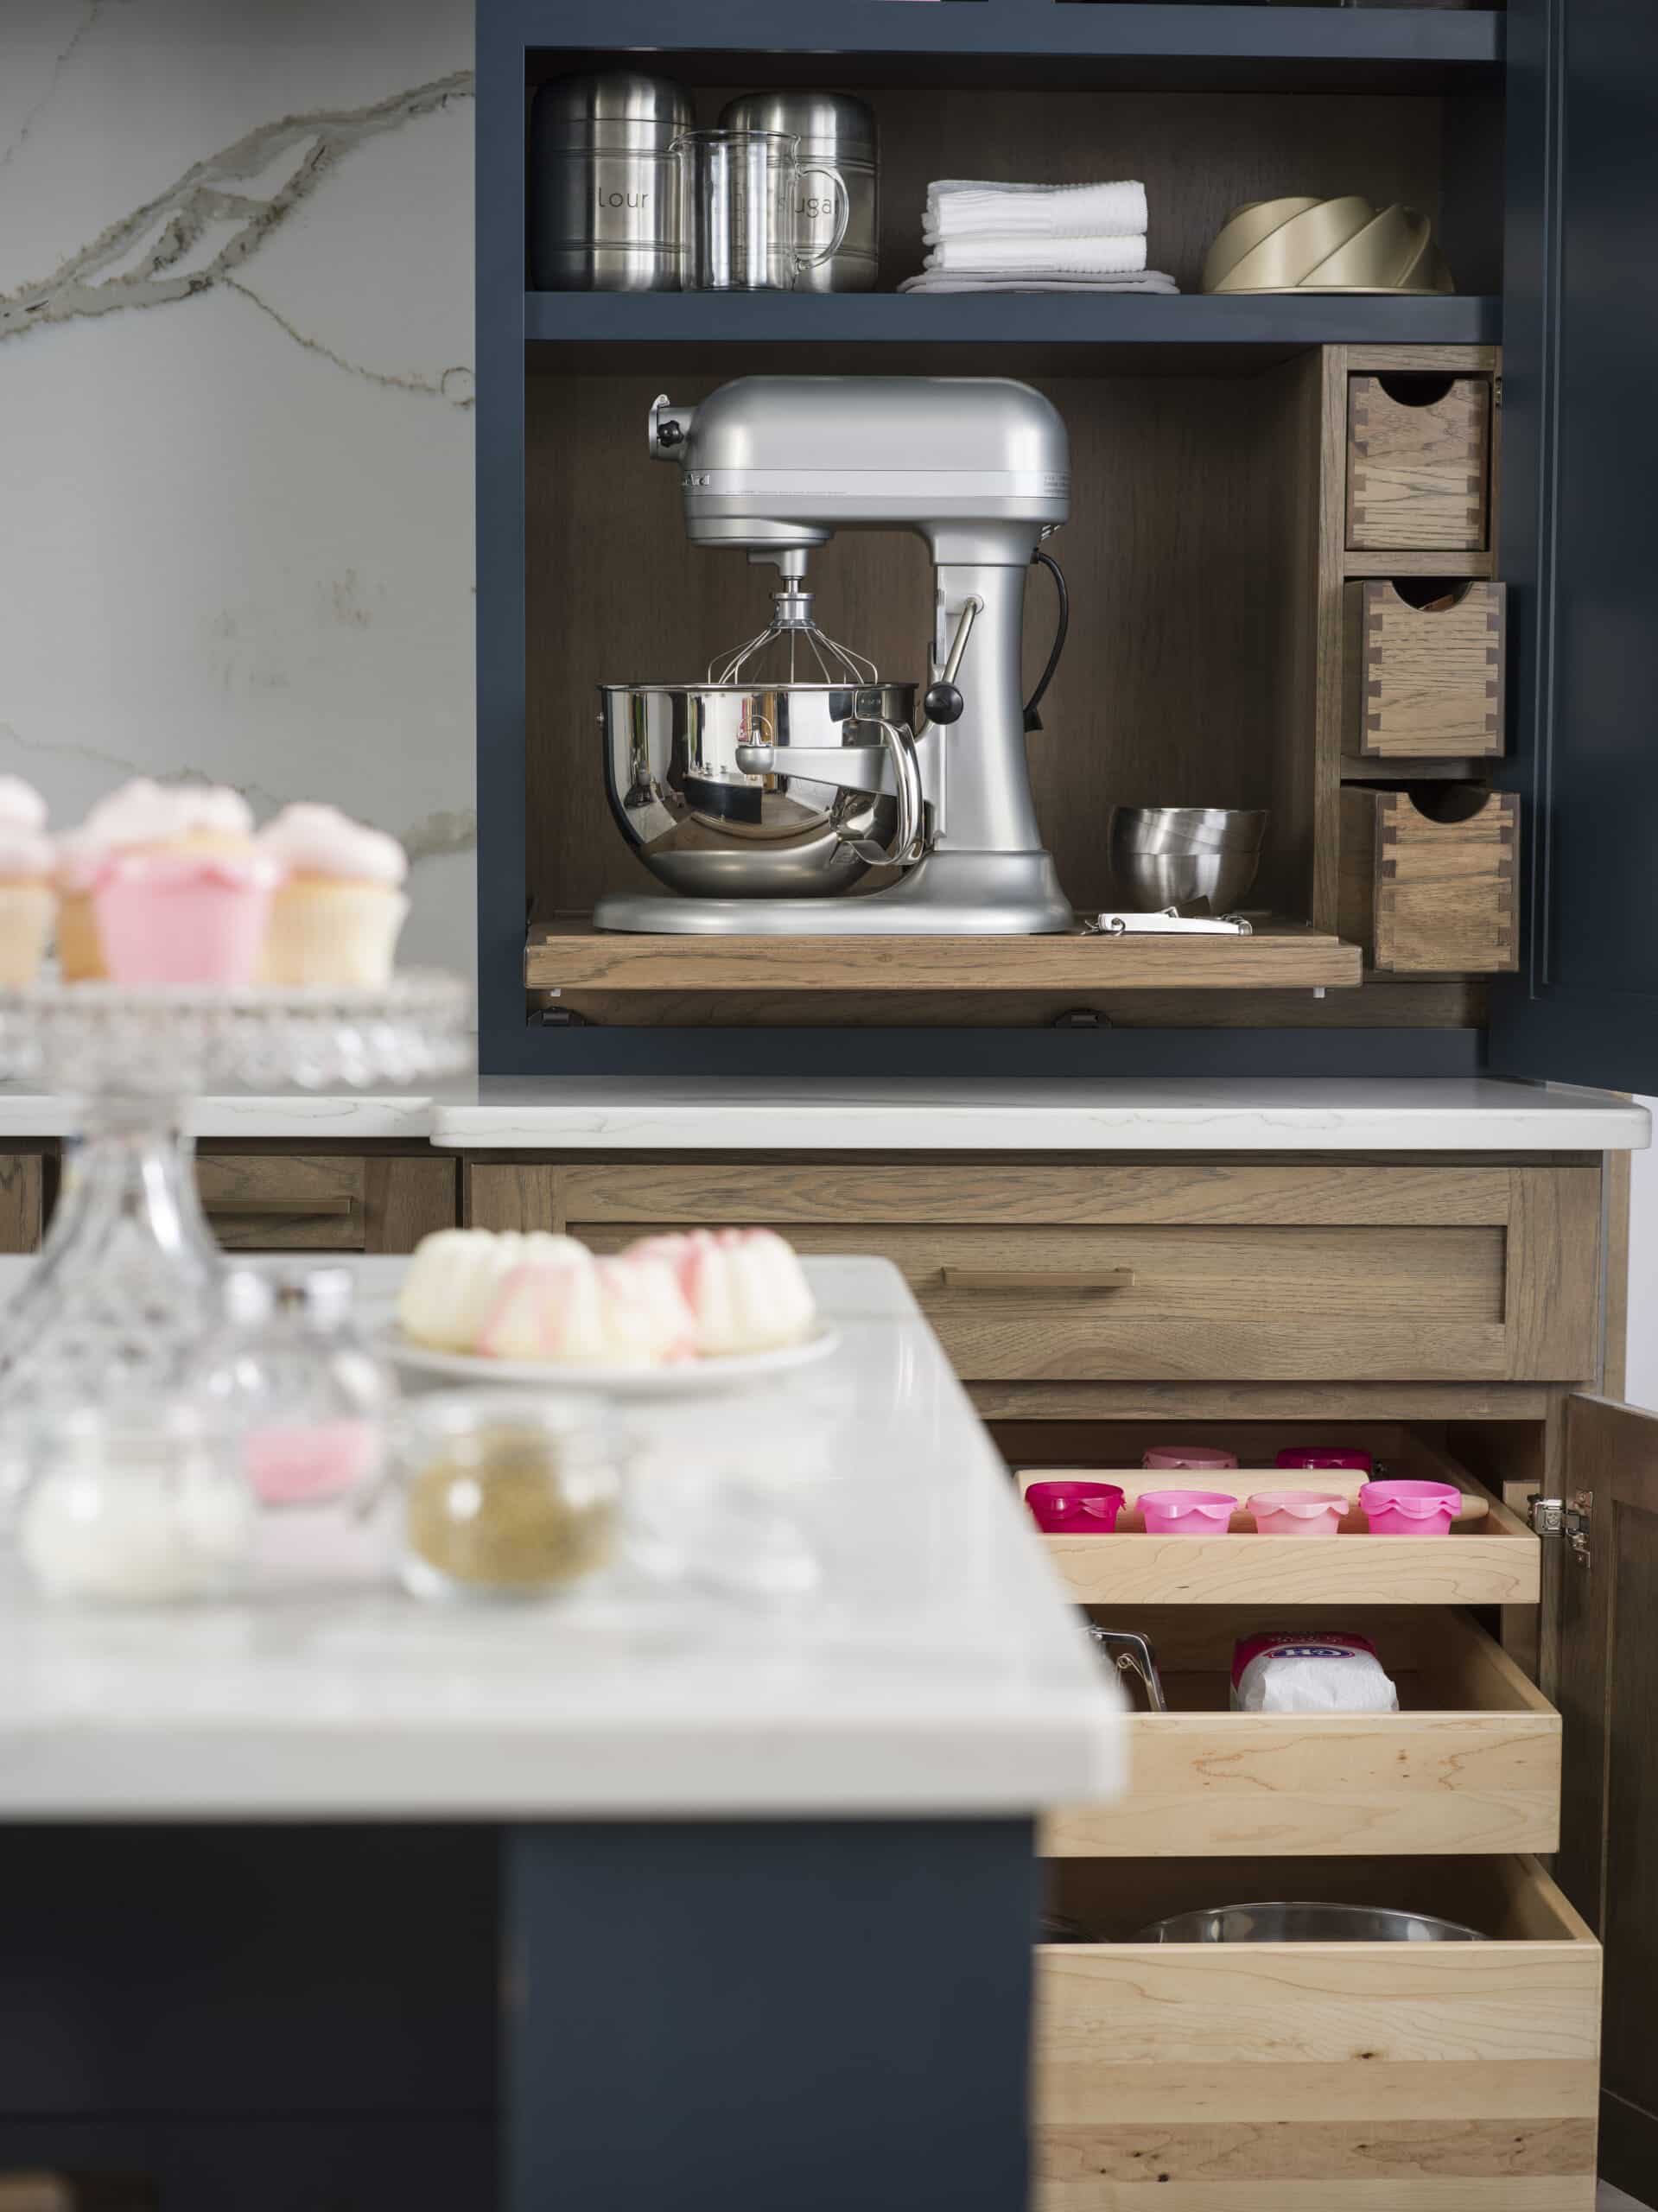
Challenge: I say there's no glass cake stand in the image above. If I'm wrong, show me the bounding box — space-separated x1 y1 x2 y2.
0 975 471 1504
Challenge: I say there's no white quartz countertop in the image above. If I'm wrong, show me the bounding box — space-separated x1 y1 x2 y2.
430 1077 1648 1153
0 1256 1125 1821
0 1077 1644 1151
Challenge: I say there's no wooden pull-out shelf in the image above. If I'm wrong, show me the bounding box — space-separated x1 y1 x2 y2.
1045 1608 1560 1859
525 918 1361 995
1035 1854 1598 2212
1022 1471 1539 1605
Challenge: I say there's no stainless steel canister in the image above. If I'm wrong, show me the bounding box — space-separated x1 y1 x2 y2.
718 92 878 293
530 72 694 291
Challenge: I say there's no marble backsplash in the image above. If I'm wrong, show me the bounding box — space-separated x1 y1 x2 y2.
0 0 477 981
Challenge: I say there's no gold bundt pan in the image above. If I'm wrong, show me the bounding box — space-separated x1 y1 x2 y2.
1202 195 1454 295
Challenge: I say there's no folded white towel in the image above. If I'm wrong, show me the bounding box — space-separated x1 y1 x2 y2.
899 270 1178 296
924 232 1147 276
926 178 1148 241
902 272 1176 296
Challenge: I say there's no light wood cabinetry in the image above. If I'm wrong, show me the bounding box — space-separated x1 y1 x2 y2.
471 1156 1602 1387
0 1154 46 1254
461 1141 1646 2207
1036 1856 1599 2211
1343 579 1506 760
1346 371 1493 553
194 1150 457 1254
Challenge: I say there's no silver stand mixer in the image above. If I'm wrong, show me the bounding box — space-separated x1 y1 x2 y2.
594 375 1076 935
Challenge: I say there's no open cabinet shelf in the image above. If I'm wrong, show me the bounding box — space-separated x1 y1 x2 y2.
522 2 1503 83
525 292 1502 366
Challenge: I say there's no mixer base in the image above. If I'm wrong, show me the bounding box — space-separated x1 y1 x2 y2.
594 850 1076 936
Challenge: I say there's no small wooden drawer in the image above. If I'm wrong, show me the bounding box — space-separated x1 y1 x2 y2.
1344 580 1506 759
1347 371 1492 550
1339 786 1518 974
1043 1608 1560 1857
196 1154 366 1250
557 1159 1599 1384
1035 1854 1599 2211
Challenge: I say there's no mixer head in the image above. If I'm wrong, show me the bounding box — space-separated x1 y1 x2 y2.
707 553 880 688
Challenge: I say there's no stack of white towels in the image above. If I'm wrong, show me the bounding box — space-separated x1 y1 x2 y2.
898 178 1178 296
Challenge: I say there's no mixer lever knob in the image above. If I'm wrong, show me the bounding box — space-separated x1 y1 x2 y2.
923 681 964 727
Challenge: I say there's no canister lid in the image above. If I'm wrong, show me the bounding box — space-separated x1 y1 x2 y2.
717 91 877 161
536 70 694 140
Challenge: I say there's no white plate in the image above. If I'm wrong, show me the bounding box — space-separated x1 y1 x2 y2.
377 1321 841 1397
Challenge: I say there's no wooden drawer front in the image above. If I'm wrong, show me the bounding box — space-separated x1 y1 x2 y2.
196 1154 457 1254
197 1155 366 1249
0 1154 44 1254
558 1162 1601 1384
1343 579 1506 760
1045 1610 1559 1857
1036 1855 1600 2212
1340 787 1519 974
1346 372 1491 550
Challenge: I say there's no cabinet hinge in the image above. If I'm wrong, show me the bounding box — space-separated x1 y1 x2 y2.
1528 1490 1591 1565
1493 373 1502 412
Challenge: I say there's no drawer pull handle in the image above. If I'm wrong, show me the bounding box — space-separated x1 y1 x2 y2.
203 1196 356 1217
940 1267 1134 1293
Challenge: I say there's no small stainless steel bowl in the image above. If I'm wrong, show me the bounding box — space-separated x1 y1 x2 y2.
1134 1902 1484 1944
1108 805 1267 912
602 679 918 899
1111 805 1269 854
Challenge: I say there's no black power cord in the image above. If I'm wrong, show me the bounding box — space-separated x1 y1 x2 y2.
1024 547 1070 734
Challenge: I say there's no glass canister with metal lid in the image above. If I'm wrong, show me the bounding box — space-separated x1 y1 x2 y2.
717 92 878 293
530 70 694 291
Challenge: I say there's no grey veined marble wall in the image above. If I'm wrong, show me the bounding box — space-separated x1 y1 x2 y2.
0 0 476 979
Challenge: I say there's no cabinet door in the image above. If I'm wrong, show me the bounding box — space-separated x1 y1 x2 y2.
0 1154 43 1254
1555 1395 1658 2199
1490 0 1658 1084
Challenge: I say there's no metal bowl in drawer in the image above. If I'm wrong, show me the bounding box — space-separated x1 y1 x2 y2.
1134 1901 1485 1944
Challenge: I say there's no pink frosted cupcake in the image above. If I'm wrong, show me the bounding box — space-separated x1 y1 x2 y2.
256 804 410 988
0 779 55 985
83 780 283 987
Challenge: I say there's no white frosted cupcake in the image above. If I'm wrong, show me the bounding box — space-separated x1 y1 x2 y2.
60 779 261 983
0 778 55 986
257 804 409 988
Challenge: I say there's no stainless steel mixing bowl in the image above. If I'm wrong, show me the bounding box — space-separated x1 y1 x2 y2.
601 680 920 899
1134 1902 1483 1944
1108 805 1268 912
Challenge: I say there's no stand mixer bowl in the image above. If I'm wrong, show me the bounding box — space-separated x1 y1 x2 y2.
601 680 919 899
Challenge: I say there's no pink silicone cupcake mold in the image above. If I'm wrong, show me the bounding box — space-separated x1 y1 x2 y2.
1275 1446 1373 1474
1138 1488 1237 1535
1246 1489 1348 1538
1142 1445 1238 1471
1025 1480 1125 1535
1359 1478 1459 1536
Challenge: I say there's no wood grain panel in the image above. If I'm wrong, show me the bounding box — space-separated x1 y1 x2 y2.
1343 580 1506 759
1045 1614 1560 1858
525 919 1361 995
1504 1167 1602 1382
577 1219 1507 1381
558 1161 1515 1229
195 1154 365 1251
359 1156 458 1254
1036 1856 1598 2212
465 1161 565 1234
1346 372 1492 551
0 1154 44 1254
1039 1522 1539 1607
195 1153 456 1255
1339 787 1518 975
